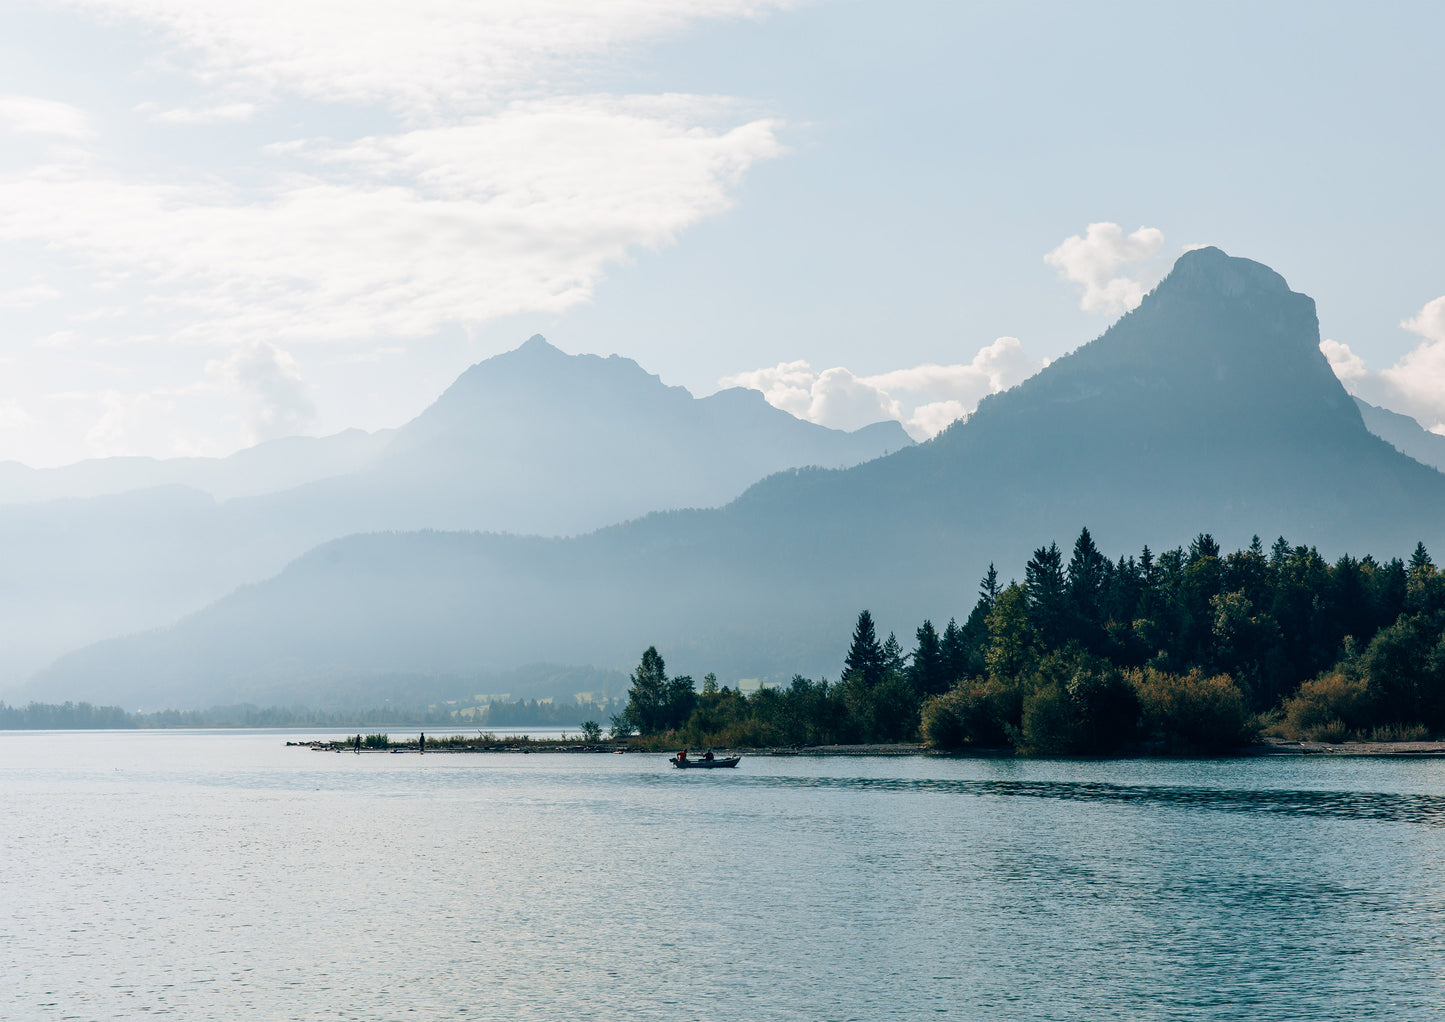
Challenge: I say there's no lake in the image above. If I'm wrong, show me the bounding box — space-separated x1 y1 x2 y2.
4 730 1444 1020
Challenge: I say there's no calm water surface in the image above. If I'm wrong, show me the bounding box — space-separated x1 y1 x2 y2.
4 730 1445 1021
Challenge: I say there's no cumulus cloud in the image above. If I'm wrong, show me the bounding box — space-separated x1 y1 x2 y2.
1321 296 1445 434
208 340 317 441
1402 296 1445 344
0 94 94 139
1319 338 1367 382
721 336 1045 439
1045 222 1165 315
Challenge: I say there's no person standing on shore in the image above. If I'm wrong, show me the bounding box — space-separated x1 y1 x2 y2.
419 732 425 755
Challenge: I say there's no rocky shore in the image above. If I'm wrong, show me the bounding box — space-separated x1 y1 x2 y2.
1249 736 1445 757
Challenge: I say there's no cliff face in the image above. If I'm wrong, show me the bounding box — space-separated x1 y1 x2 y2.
34 250 1445 708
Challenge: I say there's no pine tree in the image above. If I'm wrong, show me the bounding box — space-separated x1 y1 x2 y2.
940 617 968 685
844 610 885 688
1188 532 1221 564
881 632 905 675
979 563 1001 609
1025 542 1067 647
1067 527 1108 645
909 619 947 696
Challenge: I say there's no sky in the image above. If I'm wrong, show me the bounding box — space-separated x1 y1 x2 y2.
0 0 1442 467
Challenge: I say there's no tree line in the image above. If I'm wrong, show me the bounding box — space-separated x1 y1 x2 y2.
0 701 463 730
614 528 1445 753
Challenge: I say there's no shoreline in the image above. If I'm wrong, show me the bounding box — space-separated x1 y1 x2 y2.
290 737 1445 758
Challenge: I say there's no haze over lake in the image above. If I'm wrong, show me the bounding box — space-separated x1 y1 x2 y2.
7 732 1445 1021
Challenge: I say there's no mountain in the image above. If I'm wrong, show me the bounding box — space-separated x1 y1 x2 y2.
0 339 907 691
250 336 913 537
1354 397 1445 472
34 249 1445 709
0 429 393 504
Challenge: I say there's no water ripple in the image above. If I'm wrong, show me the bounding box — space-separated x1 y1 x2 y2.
698 773 1445 826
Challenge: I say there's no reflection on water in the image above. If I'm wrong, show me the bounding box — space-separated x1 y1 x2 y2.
4 733 1445 1021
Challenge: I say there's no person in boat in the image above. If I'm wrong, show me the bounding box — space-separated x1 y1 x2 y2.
702 750 715 762
677 748 688 763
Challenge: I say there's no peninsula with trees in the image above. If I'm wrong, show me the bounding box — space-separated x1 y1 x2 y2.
609 529 1445 756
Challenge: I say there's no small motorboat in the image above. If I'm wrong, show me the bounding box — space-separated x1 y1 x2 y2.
670 753 741 769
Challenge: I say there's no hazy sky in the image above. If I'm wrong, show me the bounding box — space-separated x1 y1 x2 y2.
1 0 1442 466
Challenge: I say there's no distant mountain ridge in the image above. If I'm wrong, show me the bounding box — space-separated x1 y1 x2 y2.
265 335 912 537
0 339 908 692
1354 397 1445 473
35 248 1445 709
0 429 393 504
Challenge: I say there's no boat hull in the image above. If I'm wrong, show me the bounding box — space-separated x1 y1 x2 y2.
669 756 741 769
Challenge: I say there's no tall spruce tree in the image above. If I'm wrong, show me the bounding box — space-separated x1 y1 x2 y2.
1067 527 1108 647
1025 542 1067 648
881 632 905 676
940 617 969 686
909 620 947 696
844 610 885 687
979 564 1001 609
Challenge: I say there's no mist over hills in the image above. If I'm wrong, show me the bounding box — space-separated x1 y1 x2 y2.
255 336 912 537
0 339 906 690
0 429 392 505
1355 397 1445 473
36 248 1445 710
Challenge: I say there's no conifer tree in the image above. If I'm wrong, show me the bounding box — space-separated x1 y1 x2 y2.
1025 543 1067 647
909 620 947 696
1067 527 1108 644
940 617 969 686
882 632 905 675
844 610 885 687
979 563 1001 609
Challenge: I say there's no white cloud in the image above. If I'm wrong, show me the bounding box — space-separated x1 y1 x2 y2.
0 98 782 347
69 0 800 118
721 336 1045 438
146 103 259 125
1045 222 1165 315
0 284 63 309
806 367 902 433
1321 297 1445 433
1402 296 1445 344
209 340 316 441
0 95 94 139
1320 338 1367 382
0 1 797 465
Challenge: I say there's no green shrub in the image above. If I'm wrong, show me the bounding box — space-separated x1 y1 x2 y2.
920 678 1018 749
1366 722 1430 743
1281 671 1370 740
1131 668 1256 751
1019 682 1081 755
